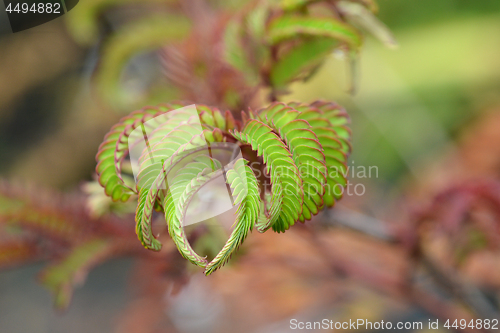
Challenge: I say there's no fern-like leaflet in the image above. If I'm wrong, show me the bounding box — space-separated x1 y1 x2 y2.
96 101 351 275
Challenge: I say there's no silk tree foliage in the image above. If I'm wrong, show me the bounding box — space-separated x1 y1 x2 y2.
92 0 392 274
0 0 391 310
96 101 351 274
87 0 393 110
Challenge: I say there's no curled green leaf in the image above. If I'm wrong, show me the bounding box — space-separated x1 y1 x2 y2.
267 15 363 49
97 101 352 273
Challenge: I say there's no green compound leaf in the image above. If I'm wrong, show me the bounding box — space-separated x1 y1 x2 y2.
96 103 238 203
135 125 226 252
233 119 304 233
310 100 352 154
270 37 339 88
257 103 327 222
97 101 351 273
163 157 223 267
96 103 182 202
267 15 363 49
135 187 162 251
131 104 238 254
205 159 260 275
287 101 351 206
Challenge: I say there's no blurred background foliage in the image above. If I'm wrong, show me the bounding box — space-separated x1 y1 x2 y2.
1 0 500 332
